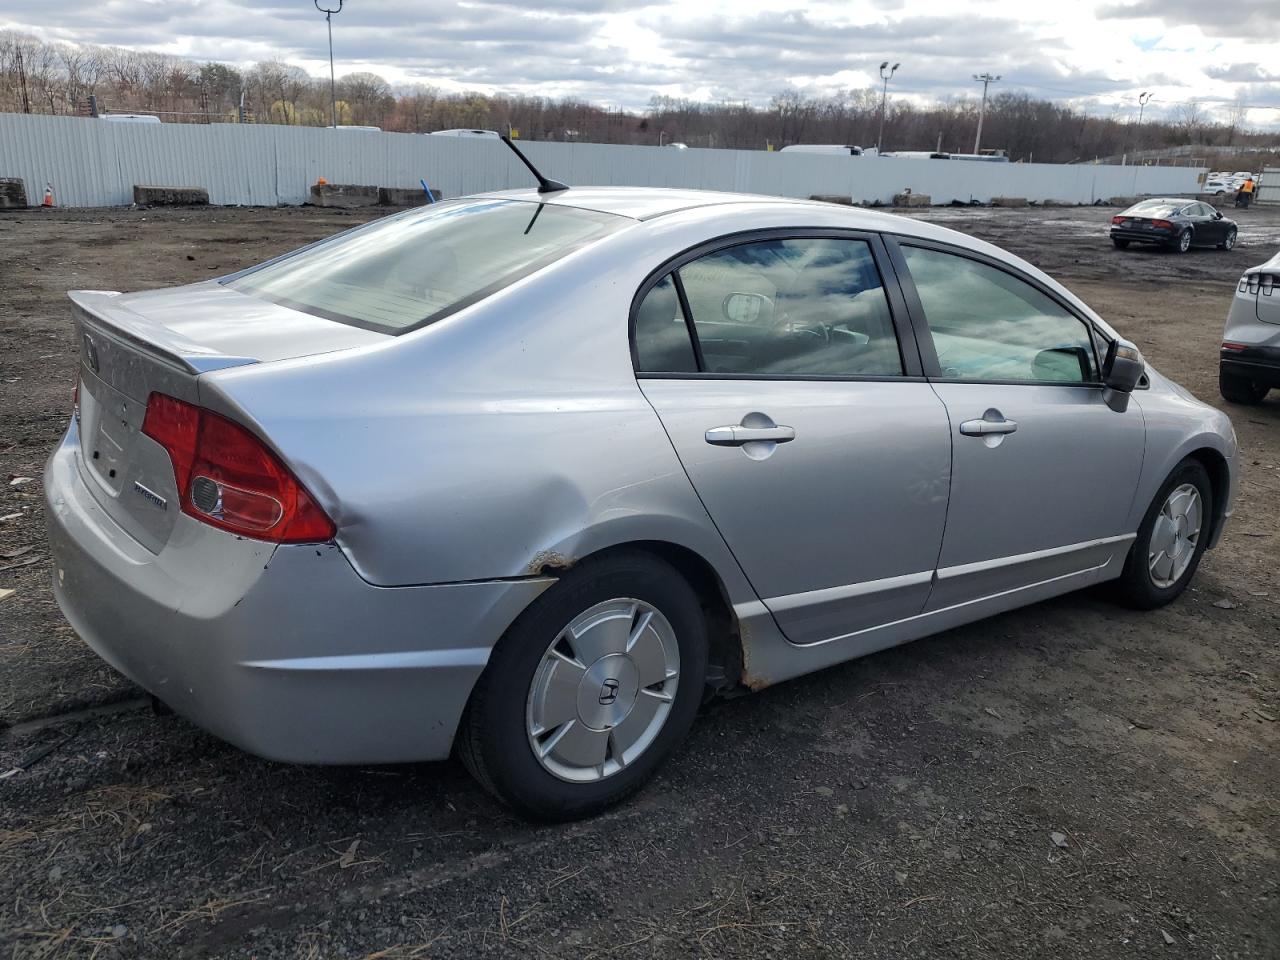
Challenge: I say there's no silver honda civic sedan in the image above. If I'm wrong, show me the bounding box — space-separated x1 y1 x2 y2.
45 187 1237 819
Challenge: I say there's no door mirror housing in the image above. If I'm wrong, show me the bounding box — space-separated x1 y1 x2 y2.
1214 210 1224 220
1102 338 1145 411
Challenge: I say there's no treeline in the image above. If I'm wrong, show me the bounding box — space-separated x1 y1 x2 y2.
1 29 1274 164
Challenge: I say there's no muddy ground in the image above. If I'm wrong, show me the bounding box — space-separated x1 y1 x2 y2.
1 202 1277 959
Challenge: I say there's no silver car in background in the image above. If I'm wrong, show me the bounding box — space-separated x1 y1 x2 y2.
1220 250 1280 404
46 188 1238 819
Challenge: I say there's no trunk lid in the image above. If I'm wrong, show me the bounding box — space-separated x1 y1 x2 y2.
70 282 385 553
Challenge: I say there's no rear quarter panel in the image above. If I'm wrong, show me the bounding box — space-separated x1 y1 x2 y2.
197 214 770 598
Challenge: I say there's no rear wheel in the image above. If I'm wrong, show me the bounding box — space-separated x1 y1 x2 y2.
458 550 707 821
1111 459 1212 610
1112 238 1130 250
1218 228 1237 250
1219 366 1269 404
1170 229 1192 253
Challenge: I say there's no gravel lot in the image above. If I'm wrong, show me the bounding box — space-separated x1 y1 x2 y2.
1 201 1277 959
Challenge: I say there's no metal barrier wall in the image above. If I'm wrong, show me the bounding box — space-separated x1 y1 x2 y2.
0 114 1203 209
1258 169 1279 205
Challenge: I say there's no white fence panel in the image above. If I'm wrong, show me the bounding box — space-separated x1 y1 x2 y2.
0 113 1203 209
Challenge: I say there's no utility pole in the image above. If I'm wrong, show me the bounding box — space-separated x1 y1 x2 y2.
972 72 1000 154
315 0 344 128
876 61 900 154
15 46 31 114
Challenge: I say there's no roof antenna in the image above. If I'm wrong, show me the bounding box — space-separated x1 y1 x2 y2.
501 135 569 194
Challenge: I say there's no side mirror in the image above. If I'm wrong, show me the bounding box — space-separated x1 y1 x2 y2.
1214 211 1224 220
1101 338 1145 412
722 292 771 324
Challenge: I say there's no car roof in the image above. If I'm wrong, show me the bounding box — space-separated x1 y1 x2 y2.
472 186 848 222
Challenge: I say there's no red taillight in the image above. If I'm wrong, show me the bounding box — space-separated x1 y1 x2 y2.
141 393 335 543
1221 341 1246 352
1151 219 1173 229
1111 215 1125 225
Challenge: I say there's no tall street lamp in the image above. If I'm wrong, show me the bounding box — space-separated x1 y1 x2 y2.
972 72 1000 154
876 61 899 154
315 0 344 128
1135 90 1153 158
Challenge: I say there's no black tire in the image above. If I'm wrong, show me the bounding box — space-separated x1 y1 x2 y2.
457 550 708 821
1219 366 1269 404
1217 228 1237 250
1170 229 1192 253
1112 238 1130 249
1111 459 1213 610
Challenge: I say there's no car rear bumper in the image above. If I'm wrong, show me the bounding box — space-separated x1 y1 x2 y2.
44 421 552 764
1110 227 1176 244
1221 345 1280 387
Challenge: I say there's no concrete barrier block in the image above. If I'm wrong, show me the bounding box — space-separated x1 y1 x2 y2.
893 193 931 207
132 185 209 206
0 178 29 208
992 196 1028 207
377 186 444 206
809 194 853 206
310 183 379 208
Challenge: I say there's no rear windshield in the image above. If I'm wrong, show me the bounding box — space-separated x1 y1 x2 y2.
1124 200 1182 217
225 199 625 334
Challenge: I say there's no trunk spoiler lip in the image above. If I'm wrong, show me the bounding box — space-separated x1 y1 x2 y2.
68 290 257 375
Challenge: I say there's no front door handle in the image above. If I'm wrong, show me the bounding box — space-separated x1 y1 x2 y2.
705 424 796 446
959 417 1018 436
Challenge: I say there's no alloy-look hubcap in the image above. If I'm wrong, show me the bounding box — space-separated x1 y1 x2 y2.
1148 483 1202 588
526 599 680 783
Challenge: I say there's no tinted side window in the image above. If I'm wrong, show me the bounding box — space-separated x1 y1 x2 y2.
902 245 1097 383
634 274 697 373
674 237 903 377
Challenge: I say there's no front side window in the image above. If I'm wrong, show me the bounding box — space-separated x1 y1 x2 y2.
641 237 902 377
902 245 1098 383
227 199 625 334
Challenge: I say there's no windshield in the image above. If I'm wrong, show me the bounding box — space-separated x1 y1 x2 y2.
1124 200 1183 217
225 199 626 334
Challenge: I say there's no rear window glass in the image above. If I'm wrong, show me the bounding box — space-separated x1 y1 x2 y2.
1124 201 1181 217
225 199 625 334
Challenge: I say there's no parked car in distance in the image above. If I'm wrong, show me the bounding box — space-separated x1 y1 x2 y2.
1204 179 1230 195
47 187 1238 820
99 114 161 124
780 144 864 156
1221 250 1280 404
1110 198 1237 253
429 128 501 138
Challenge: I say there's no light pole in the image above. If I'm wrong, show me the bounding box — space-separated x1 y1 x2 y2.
315 0 344 128
972 72 1000 154
1134 91 1153 159
876 61 899 154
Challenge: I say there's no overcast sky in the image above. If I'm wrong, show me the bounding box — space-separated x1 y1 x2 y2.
2 0 1278 126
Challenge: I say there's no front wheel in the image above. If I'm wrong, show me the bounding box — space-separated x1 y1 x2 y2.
1111 460 1212 610
1219 366 1269 404
1218 228 1237 250
457 550 708 821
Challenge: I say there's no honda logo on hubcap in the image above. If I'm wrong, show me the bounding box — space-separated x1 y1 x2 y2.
598 678 620 705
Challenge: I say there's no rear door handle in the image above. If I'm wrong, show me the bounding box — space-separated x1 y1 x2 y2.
959 417 1018 436
705 424 796 446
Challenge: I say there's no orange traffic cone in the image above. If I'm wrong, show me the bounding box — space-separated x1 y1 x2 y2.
42 182 54 207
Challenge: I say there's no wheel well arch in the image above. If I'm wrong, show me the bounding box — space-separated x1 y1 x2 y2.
1185 446 1230 545
567 540 743 693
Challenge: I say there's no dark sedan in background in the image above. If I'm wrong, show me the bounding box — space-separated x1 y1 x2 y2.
1110 198 1238 253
